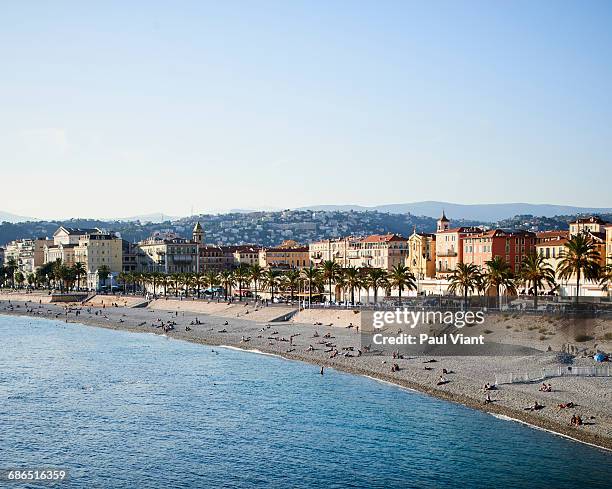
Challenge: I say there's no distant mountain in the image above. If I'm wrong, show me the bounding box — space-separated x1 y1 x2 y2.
116 213 180 223
296 201 612 222
0 211 34 223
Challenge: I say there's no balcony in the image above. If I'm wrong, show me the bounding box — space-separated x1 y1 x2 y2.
437 250 457 257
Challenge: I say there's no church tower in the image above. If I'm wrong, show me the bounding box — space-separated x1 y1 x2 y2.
437 211 449 232
192 221 204 244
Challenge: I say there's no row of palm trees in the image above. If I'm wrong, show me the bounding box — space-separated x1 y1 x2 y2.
449 234 612 307
0 258 110 292
2 234 611 306
117 261 420 305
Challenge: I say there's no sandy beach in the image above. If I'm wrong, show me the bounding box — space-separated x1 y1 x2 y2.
2 293 611 451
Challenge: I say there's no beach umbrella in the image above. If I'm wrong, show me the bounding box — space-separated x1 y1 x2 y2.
593 353 607 362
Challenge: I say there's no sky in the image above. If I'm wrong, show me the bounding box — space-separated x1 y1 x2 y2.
1 1 611 220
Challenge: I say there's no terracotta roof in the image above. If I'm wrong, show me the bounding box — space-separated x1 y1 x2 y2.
360 234 407 243
536 230 569 240
571 216 608 225
437 227 483 234
536 237 568 247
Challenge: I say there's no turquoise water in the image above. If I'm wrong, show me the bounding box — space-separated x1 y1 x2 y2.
0 315 610 488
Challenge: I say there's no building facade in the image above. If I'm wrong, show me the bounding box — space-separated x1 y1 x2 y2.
462 229 537 274
138 234 199 274
259 241 310 270
406 231 436 279
74 232 123 289
347 234 408 270
309 237 353 267
435 213 482 276
4 238 52 274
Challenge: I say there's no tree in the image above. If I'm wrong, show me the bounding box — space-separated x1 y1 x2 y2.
367 268 388 304
27 273 36 288
342 266 362 305
321 260 342 303
97 265 111 290
73 262 86 290
520 253 556 309
14 271 25 288
203 271 218 297
283 269 301 302
249 264 264 302
159 273 171 297
219 270 234 300
233 264 251 301
600 264 612 297
388 264 416 306
301 265 320 306
557 234 601 302
263 269 282 301
485 256 516 308
5 257 17 288
448 263 480 307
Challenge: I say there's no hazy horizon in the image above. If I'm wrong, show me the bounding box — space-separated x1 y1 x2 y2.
2 1 611 219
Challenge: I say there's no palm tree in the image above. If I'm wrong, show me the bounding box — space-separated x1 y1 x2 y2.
263 269 282 301
557 234 601 302
171 273 182 297
448 263 480 307
388 264 417 306
97 265 111 291
118 272 129 293
14 271 25 288
342 266 362 305
283 269 301 302
321 260 342 304
5 257 17 288
485 256 516 308
203 271 218 297
301 265 320 306
233 264 251 301
218 270 234 300
520 253 556 309
600 263 612 297
367 268 388 304
73 262 86 291
159 273 171 297
249 264 264 302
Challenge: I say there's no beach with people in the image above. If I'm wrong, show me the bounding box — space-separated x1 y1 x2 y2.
1 293 611 451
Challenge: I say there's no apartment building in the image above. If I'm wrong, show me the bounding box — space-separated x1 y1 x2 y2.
347 234 408 270
74 232 123 289
462 229 537 273
536 231 569 273
138 233 199 274
435 212 482 276
309 237 353 267
259 240 310 270
4 237 52 274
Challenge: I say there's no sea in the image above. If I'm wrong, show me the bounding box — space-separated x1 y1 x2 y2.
0 315 610 488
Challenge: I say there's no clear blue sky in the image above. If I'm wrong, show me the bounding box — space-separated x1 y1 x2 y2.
1 1 611 219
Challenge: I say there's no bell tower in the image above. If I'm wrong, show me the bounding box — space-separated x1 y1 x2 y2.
192 221 204 244
437 211 449 232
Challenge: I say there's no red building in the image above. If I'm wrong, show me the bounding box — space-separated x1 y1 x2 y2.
462 229 537 274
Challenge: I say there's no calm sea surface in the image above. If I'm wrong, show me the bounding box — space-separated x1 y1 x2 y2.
0 315 610 488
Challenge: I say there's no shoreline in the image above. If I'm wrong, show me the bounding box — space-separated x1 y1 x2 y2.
2 300 611 452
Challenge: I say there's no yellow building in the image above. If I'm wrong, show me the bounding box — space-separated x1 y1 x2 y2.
45 227 102 269
309 237 353 267
259 241 310 270
536 231 569 276
74 233 123 289
406 231 436 279
347 234 408 270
